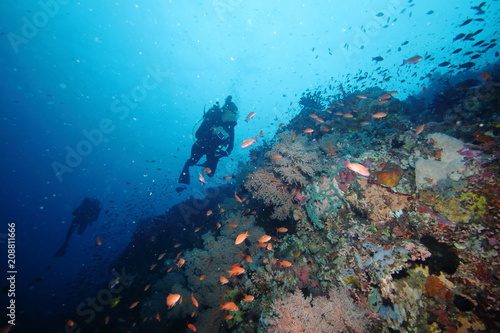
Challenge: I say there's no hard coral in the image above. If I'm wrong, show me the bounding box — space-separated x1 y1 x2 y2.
346 178 411 223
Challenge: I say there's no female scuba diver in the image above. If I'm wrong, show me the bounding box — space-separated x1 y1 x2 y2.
177 96 238 191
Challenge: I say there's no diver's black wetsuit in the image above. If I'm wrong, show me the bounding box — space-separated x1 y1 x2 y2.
54 197 102 257
178 97 237 185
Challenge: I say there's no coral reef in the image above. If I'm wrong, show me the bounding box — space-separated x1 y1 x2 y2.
266 288 369 333
245 168 296 220
92 73 500 333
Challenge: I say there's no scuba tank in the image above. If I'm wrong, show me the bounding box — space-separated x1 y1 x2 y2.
191 105 206 142
191 102 220 142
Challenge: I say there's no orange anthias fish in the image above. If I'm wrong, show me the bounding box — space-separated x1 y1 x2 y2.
241 137 257 148
346 161 370 177
187 323 197 332
415 124 426 135
403 55 423 64
242 294 255 303
166 294 182 309
258 235 272 243
234 192 244 203
303 128 314 133
235 231 250 245
176 258 186 267
372 112 387 118
129 301 140 309
276 227 288 233
280 260 293 267
96 236 102 246
357 95 368 99
158 252 166 260
245 112 257 122
198 174 207 184
219 276 229 285
220 302 239 311
227 264 245 276
242 254 253 262
191 293 199 307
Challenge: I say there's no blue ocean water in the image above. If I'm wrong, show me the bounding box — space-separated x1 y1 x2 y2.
0 0 498 332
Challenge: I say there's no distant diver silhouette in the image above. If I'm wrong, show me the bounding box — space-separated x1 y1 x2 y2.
54 197 102 257
177 95 238 191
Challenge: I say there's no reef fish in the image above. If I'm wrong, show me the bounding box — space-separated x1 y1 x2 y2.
280 260 293 267
166 294 182 309
372 112 387 118
403 55 423 64
241 137 257 148
220 302 239 311
242 294 255 303
258 235 272 243
227 264 245 276
346 161 370 177
235 231 250 245
191 294 199 307
415 124 426 135
245 112 256 122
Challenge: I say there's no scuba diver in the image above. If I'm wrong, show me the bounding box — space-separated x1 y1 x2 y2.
54 197 102 257
177 96 238 191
